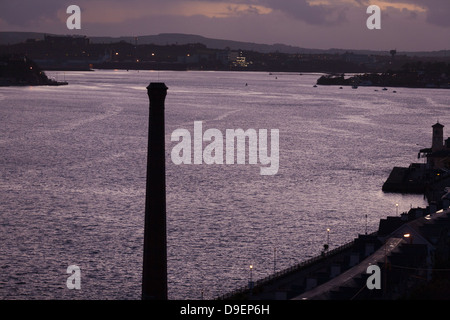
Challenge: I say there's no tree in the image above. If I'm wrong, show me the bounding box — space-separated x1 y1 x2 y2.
390 49 396 59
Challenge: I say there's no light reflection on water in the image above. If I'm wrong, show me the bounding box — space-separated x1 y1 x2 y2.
1 70 448 299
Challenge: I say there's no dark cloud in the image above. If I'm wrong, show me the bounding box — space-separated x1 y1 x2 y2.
0 0 447 51
262 0 349 25
422 0 450 27
261 0 450 27
3 0 448 28
0 0 70 26
383 0 450 27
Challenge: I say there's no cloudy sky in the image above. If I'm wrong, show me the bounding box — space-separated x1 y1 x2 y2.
0 0 449 51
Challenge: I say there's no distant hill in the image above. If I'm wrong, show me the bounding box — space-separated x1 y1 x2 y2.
1 31 449 57
0 32 50 45
90 33 325 54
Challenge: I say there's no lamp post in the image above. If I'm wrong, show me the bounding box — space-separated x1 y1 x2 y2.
396 203 399 216
273 248 277 274
365 214 368 235
404 233 412 244
323 228 330 254
249 265 254 291
327 228 330 248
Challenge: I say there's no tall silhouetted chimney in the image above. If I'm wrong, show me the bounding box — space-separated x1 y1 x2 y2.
142 82 168 300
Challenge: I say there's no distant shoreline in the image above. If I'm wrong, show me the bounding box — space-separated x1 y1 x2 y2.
0 80 68 87
316 64 450 90
0 54 69 87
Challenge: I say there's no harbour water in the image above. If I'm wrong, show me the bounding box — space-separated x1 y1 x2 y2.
0 70 448 300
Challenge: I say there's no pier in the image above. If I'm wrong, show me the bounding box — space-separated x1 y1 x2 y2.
218 205 450 300
218 122 450 300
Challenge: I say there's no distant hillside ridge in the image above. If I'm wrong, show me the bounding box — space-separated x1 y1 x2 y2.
1 31 449 57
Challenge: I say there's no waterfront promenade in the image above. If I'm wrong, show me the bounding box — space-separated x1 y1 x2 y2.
219 204 450 300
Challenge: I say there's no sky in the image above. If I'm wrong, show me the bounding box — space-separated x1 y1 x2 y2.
0 0 449 51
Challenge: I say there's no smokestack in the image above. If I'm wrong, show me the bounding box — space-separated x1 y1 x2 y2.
142 82 168 300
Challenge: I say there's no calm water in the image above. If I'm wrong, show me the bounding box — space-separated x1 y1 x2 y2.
0 70 448 300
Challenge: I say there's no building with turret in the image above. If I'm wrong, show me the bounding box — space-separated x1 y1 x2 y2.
420 122 450 169
383 123 450 204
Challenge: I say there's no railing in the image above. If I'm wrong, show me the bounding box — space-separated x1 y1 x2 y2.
216 234 374 300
